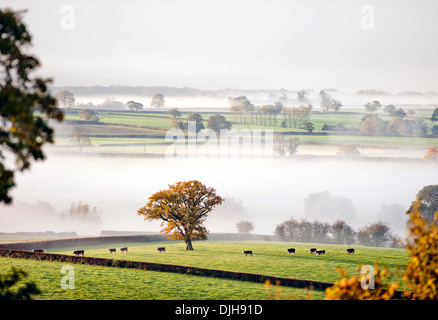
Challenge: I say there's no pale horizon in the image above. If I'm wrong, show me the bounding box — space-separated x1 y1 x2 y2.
3 0 438 94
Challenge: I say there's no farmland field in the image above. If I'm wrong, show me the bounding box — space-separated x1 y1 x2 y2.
52 108 438 159
0 240 409 300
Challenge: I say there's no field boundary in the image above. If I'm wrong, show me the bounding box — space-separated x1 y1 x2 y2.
0 248 333 291
0 234 167 250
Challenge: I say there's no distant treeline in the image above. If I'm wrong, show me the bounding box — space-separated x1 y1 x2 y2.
275 218 401 248
50 86 294 98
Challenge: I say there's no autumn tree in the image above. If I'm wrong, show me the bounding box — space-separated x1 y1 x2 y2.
403 200 438 299
137 180 224 250
0 9 64 204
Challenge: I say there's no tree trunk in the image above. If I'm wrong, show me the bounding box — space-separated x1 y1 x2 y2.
185 240 194 251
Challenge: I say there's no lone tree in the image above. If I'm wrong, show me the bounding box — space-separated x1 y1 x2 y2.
125 100 143 112
236 220 254 234
151 93 165 108
137 180 224 250
54 89 75 108
0 9 64 204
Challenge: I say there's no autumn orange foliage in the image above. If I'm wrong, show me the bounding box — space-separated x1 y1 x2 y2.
424 147 438 161
324 199 438 300
403 200 438 299
137 180 224 250
324 262 399 300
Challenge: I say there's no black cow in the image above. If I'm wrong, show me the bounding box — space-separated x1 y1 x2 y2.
243 250 253 256
346 248 355 255
73 250 84 256
157 247 166 253
32 249 44 253
108 248 116 254
309 248 317 254
286 248 295 255
316 250 326 255
120 247 128 253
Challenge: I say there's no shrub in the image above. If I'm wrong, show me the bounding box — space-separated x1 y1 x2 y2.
403 200 438 300
324 262 399 300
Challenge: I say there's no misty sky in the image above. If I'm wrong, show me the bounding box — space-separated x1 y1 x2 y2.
4 0 438 93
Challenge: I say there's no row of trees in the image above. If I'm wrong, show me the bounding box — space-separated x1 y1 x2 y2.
360 114 429 137
229 96 314 131
54 89 166 110
274 218 399 247
167 110 232 134
360 102 438 137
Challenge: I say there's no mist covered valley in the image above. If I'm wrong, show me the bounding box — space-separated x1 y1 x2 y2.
1 151 436 240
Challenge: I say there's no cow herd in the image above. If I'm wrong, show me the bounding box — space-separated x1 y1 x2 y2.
30 246 356 257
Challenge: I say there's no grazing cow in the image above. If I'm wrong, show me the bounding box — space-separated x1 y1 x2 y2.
309 248 317 254
286 248 295 255
108 248 116 254
157 247 166 253
32 249 44 253
120 247 128 253
243 250 253 256
346 248 355 255
316 250 326 255
73 250 84 256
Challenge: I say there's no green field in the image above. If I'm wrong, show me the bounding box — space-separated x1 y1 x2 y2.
0 241 409 300
57 109 438 157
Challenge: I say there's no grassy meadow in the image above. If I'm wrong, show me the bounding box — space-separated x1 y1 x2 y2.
0 240 409 300
56 109 438 158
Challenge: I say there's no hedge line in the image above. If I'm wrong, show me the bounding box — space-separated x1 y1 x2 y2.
0 249 334 291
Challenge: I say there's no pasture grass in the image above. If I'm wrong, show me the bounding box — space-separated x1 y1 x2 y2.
50 241 409 286
0 256 321 300
0 241 408 299
60 110 438 151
